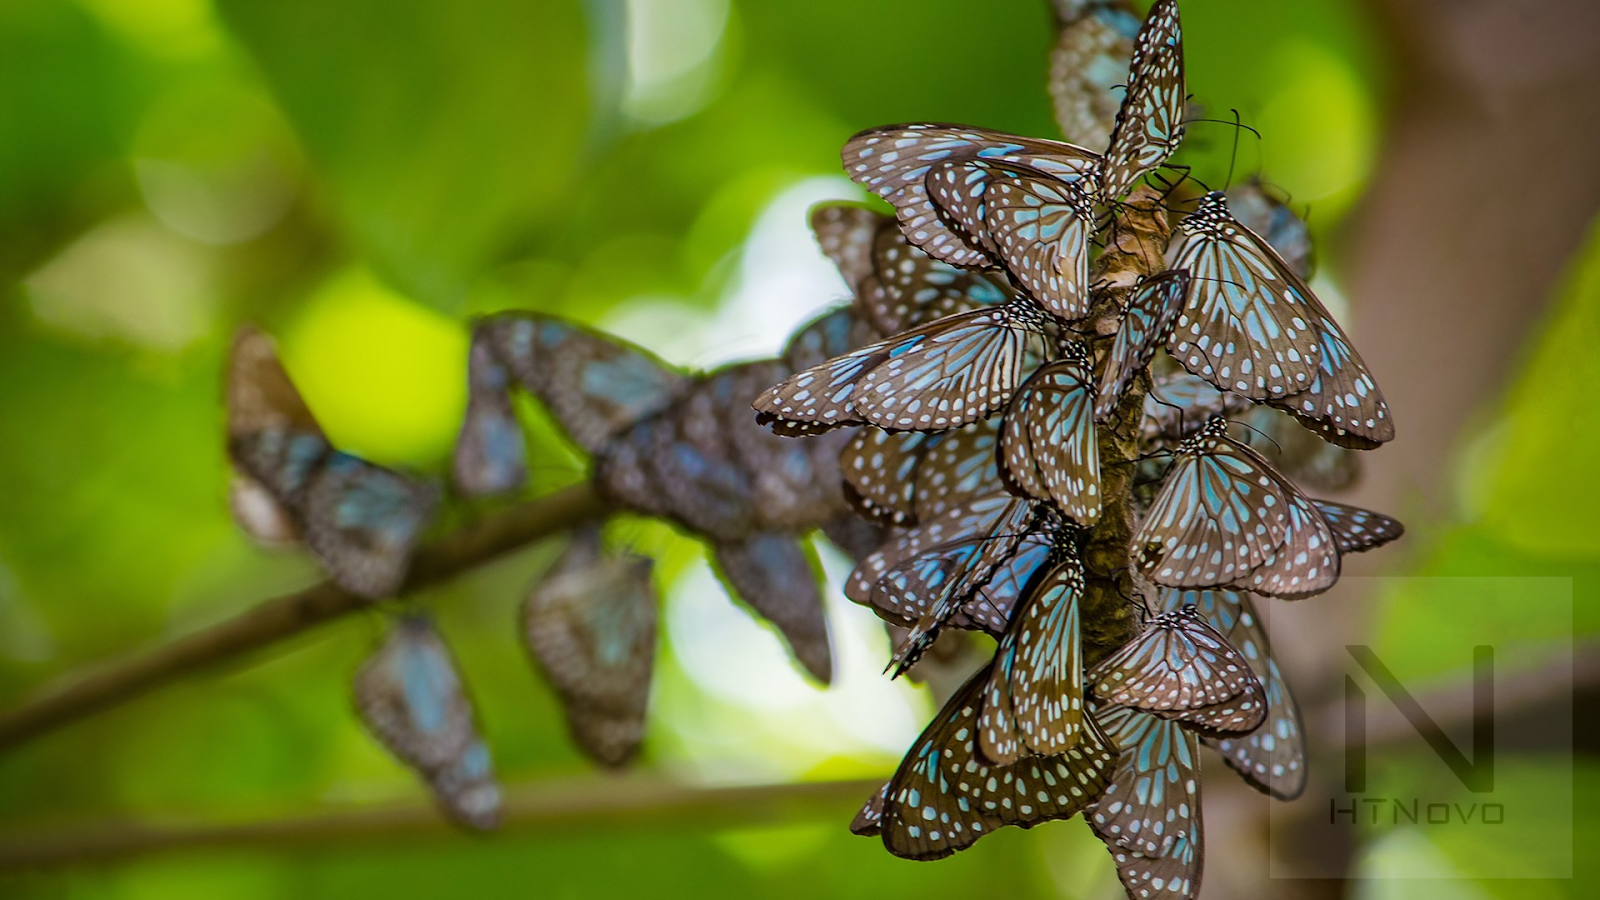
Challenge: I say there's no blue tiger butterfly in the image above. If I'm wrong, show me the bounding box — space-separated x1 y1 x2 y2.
1098 269 1190 421
1100 0 1185 201
354 615 501 830
1049 0 1141 149
227 326 439 599
523 527 657 767
1089 605 1266 735
1089 701 1204 899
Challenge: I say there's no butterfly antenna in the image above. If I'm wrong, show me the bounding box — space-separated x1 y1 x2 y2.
1230 416 1284 457
1224 109 1245 191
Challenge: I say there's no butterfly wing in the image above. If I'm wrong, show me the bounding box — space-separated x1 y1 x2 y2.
981 548 1088 764
226 326 328 536
1089 703 1204 899
524 530 658 767
301 453 441 599
1226 181 1314 280
1098 270 1190 421
1134 420 1291 587
1313 500 1405 553
452 325 528 497
843 124 1103 267
711 533 832 684
879 664 1116 860
1100 0 1185 200
481 313 689 455
863 223 1011 335
1231 486 1340 600
1142 372 1251 446
354 617 502 830
845 493 1020 603
1168 192 1324 400
998 357 1101 522
1159 588 1307 800
1265 312 1394 448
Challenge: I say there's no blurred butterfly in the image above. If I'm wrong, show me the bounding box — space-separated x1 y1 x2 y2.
755 302 1059 435
842 123 1103 267
524 527 657 768
1100 0 1185 201
1141 371 1250 447
926 159 1097 319
1048 0 1141 149
354 615 501 830
841 419 1001 527
227 326 439 599
1226 180 1314 281
453 325 528 497
1133 418 1290 589
1088 701 1205 900
859 216 1012 334
1170 191 1393 447
1237 404 1361 494
871 662 1117 860
1097 269 1190 421
997 351 1102 522
809 202 883 298
980 532 1091 764
1089 605 1266 736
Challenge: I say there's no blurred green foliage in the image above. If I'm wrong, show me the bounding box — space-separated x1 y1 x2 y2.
0 0 1589 897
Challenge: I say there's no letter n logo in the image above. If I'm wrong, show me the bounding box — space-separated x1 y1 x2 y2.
1344 645 1495 793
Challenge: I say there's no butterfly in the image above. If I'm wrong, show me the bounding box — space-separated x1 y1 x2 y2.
859 216 1012 334
354 615 501 830
453 325 528 497
842 123 1103 267
474 312 692 455
1088 605 1266 736
997 351 1102 523
1133 417 1290 589
1100 0 1185 201
1170 192 1393 447
1048 0 1142 150
1155 588 1306 800
1236 404 1361 494
980 534 1091 764
926 159 1097 319
523 527 657 768
1097 269 1190 421
227 326 439 599
840 419 1000 526
754 302 1058 434
1088 701 1205 899
872 662 1117 860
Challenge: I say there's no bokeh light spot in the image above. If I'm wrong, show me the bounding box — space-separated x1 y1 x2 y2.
282 269 468 466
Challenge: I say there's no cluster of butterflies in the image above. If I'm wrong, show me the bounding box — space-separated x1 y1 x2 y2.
224 294 891 825
219 3 1403 893
745 1 1403 897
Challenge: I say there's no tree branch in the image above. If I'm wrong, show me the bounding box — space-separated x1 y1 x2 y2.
0 775 882 870
0 483 611 753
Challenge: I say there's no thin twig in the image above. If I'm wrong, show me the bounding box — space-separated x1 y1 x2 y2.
0 484 611 753
0 776 883 870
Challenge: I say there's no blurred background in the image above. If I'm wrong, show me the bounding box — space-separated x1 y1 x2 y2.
1 0 1597 897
